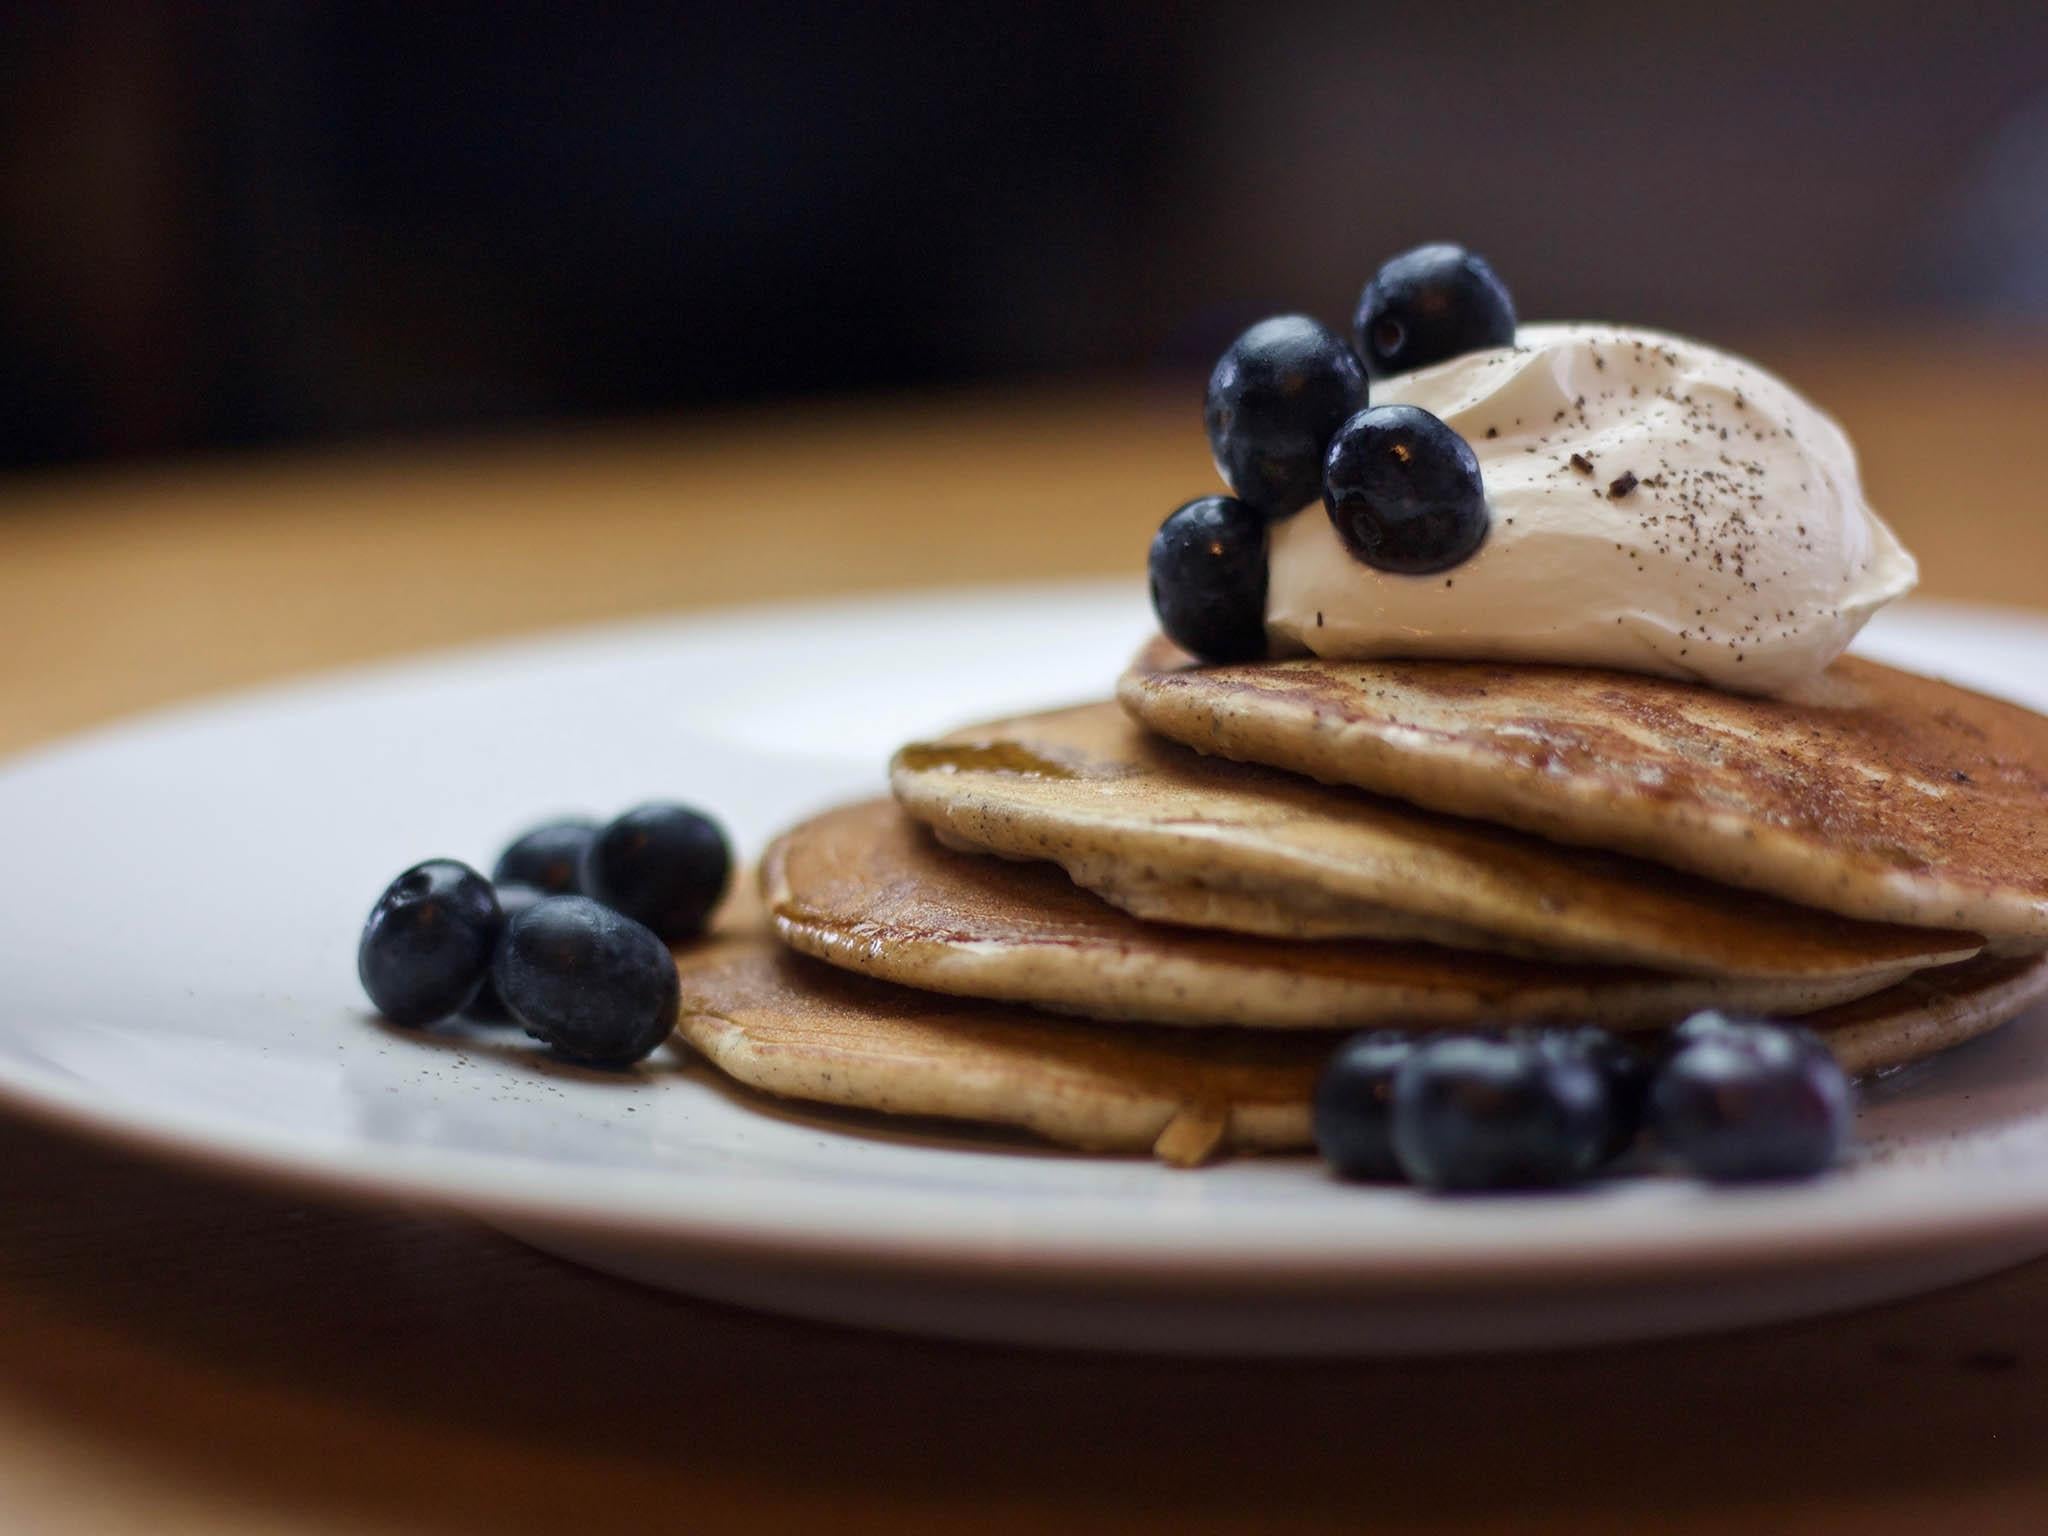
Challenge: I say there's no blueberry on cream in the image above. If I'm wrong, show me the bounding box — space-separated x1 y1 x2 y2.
1205 315 1369 518
1353 243 1517 379
1322 404 1489 575
1148 495 1269 664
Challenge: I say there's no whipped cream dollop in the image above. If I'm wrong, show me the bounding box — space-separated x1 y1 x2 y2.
1265 323 1917 695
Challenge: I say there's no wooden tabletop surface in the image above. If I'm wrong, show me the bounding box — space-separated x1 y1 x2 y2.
5 343 2048 1534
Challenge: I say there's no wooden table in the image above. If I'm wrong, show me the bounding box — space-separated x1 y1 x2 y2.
5 346 2048 1534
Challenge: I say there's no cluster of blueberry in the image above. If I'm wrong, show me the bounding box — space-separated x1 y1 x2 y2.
1315 1014 1854 1190
356 804 730 1068
1150 243 1515 663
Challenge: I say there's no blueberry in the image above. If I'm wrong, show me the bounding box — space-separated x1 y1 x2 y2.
1313 1031 1414 1181
357 860 501 1026
1650 1019 1852 1182
1147 495 1268 664
460 884 545 1023
1391 1034 1611 1191
1205 315 1369 518
580 803 731 942
492 895 680 1068
492 817 599 895
1547 1026 1654 1163
1351 243 1516 378
1323 404 1488 575
1666 1008 1765 1051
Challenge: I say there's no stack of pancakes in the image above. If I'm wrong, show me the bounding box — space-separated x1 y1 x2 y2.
674 643 2048 1165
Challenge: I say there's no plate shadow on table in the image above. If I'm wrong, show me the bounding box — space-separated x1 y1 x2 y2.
0 1108 2044 1535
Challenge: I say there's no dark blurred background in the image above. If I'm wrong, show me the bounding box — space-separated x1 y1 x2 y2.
3 0 2046 470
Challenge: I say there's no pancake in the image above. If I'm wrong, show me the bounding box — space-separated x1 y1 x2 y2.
668 928 2047 1164
1804 951 2048 1078
889 702 1977 980
765 799 1921 1030
672 930 1330 1165
1119 639 2048 940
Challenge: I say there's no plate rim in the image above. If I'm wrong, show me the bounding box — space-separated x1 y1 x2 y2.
4 581 2048 1289
5 1039 2048 1286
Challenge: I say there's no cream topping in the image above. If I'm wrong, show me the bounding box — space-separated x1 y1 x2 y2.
1265 323 1917 694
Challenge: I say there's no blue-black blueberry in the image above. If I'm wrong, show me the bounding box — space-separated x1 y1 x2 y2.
1323 404 1488 575
1147 495 1269 664
1351 243 1516 379
357 859 502 1026
1312 1031 1415 1181
1205 315 1369 518
1390 1033 1611 1191
1650 1017 1852 1181
579 803 732 942
1666 1008 1755 1051
460 884 544 1023
1548 1025 1654 1163
492 817 600 895
492 895 680 1068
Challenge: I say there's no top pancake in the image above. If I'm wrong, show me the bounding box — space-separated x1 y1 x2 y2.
1119 639 2048 939
890 701 1977 981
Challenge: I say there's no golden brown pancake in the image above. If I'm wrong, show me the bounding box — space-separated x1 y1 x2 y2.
765 799 1920 1030
672 929 1330 1165
1805 951 2048 1077
668 926 2046 1163
1119 639 2048 939
889 701 1977 980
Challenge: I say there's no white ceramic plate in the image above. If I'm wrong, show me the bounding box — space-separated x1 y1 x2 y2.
4 584 2048 1356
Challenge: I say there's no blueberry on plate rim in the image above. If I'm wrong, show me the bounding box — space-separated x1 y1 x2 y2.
1147 494 1269 664
492 816 600 895
1205 314 1369 519
1666 1007 1759 1051
1389 1032 1612 1191
460 883 546 1023
1650 1015 1853 1182
580 802 732 943
1312 1031 1414 1182
1550 1024 1655 1163
1323 403 1489 575
1352 242 1517 379
357 859 503 1026
491 895 681 1068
